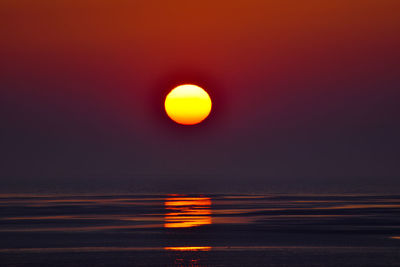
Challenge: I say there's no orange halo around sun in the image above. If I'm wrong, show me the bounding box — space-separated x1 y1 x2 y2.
164 84 212 125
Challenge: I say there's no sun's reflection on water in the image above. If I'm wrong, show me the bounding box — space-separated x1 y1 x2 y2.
164 195 212 266
164 195 212 228
164 246 211 251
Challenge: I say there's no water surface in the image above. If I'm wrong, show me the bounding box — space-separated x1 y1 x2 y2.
1 194 399 266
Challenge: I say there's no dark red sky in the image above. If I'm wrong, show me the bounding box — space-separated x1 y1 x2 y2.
1 0 399 193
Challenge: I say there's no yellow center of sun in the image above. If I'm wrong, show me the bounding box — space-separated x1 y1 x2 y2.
164 84 212 125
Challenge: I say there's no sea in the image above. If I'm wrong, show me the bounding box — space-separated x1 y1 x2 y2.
0 193 399 266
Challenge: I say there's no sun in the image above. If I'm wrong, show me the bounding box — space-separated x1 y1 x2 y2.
164 84 212 125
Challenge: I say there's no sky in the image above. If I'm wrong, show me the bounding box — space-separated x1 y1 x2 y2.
1 0 399 194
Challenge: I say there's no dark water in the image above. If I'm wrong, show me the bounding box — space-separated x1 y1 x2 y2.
0 194 400 266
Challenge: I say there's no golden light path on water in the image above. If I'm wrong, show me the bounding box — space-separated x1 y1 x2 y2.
164 195 212 228
164 247 212 251
164 195 212 254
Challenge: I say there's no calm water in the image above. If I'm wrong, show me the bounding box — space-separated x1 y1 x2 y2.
0 194 400 266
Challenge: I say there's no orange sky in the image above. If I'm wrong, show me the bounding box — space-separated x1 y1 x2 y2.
1 0 399 193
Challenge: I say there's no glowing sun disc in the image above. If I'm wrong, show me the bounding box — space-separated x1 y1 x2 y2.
164 84 212 125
